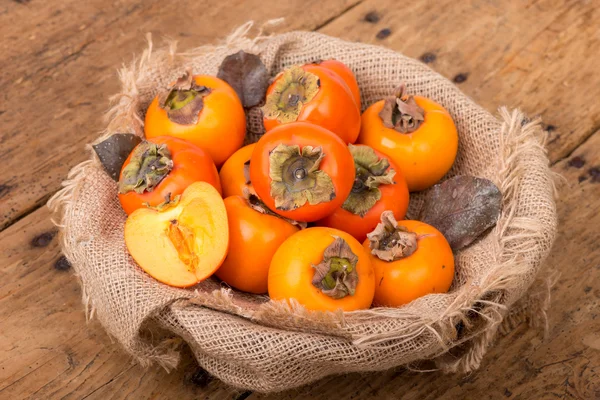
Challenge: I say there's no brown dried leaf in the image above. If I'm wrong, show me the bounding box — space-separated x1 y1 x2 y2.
419 176 502 251
92 133 141 181
217 50 269 108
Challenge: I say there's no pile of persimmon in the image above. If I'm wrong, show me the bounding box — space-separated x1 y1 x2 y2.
112 54 465 312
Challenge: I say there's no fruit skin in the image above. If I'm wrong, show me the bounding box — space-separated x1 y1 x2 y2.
364 220 454 307
263 63 361 144
216 196 299 294
219 143 255 198
118 136 221 215
317 60 361 109
317 146 409 242
144 75 246 166
268 227 374 312
250 122 355 222
358 96 458 192
124 182 229 288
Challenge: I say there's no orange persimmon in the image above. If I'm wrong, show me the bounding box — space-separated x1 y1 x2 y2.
358 84 458 191
118 136 221 215
124 182 229 288
317 144 409 242
268 227 374 312
316 60 361 108
262 62 361 144
219 143 255 198
215 195 300 294
250 122 355 222
364 212 454 307
144 70 246 166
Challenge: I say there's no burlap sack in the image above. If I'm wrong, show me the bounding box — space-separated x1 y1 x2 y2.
49 23 558 392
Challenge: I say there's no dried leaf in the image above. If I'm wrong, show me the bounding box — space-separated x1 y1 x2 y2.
419 176 502 251
92 133 142 181
217 50 269 108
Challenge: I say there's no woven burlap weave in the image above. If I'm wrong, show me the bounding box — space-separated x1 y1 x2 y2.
49 23 557 392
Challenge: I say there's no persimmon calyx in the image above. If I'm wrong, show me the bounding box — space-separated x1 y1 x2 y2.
262 66 320 123
379 83 424 133
367 211 417 261
243 189 307 229
143 192 181 211
342 145 396 217
118 141 173 194
158 68 211 125
167 219 199 272
312 237 359 299
269 144 335 211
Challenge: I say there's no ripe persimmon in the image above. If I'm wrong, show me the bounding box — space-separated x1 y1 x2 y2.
364 211 455 307
316 60 361 108
317 144 409 242
216 195 301 294
268 227 374 312
262 62 361 144
118 136 221 215
219 143 255 198
124 182 229 288
358 84 458 191
250 122 355 222
144 70 246 166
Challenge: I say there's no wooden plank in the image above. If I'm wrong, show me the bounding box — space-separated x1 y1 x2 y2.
0 0 360 229
318 0 600 164
251 131 600 399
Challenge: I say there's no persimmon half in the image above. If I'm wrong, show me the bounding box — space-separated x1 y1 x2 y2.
364 211 455 307
250 122 355 222
268 227 375 312
215 195 301 294
219 143 255 198
358 84 458 191
262 61 361 144
144 70 246 166
317 144 409 242
118 136 221 215
124 182 229 288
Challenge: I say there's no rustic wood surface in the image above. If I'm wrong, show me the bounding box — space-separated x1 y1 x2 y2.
1 0 599 399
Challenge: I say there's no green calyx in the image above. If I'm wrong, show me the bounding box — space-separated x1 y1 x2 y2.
262 66 320 123
379 84 425 133
118 141 173 194
367 211 417 262
312 237 359 299
342 145 396 217
158 69 211 125
269 144 335 211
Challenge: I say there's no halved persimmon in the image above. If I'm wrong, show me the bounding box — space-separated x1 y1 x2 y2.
124 182 229 288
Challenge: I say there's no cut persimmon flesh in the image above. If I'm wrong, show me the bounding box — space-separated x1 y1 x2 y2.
124 182 229 287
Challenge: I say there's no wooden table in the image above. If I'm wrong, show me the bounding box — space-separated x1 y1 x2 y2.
2 0 599 398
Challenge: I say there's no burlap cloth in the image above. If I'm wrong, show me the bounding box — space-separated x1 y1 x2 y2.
49 23 558 392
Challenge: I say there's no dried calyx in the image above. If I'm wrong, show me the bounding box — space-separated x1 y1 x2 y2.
262 66 320 123
243 189 307 228
312 237 359 299
158 68 211 125
118 141 173 194
342 145 396 216
367 211 417 261
379 84 425 133
269 144 335 211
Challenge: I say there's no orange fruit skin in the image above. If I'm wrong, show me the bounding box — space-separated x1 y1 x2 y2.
317 60 361 109
215 196 299 294
363 220 455 307
250 122 355 222
219 144 256 198
118 136 221 215
263 64 361 144
269 227 375 312
358 96 458 192
144 75 246 167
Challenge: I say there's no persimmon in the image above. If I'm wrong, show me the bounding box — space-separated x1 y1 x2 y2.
316 60 361 108
317 144 409 242
216 195 301 294
358 84 458 191
364 211 454 307
250 122 355 222
144 69 246 166
219 143 255 198
262 62 361 144
124 182 229 288
268 227 374 312
118 136 221 215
